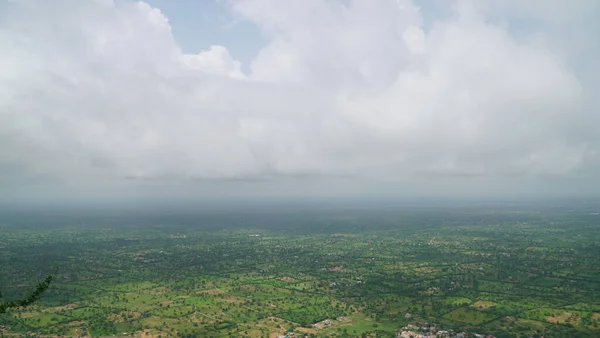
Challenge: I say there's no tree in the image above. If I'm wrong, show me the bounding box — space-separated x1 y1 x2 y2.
0 275 53 314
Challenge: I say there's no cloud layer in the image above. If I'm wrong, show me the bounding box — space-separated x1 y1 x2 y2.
0 0 598 198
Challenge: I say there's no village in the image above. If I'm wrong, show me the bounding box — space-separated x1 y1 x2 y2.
396 323 496 338
271 318 497 338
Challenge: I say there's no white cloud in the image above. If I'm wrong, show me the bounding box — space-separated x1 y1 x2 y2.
181 45 246 79
0 0 598 198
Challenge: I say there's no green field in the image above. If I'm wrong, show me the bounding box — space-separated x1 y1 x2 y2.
2 203 600 337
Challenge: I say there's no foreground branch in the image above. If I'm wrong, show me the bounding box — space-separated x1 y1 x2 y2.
0 275 53 314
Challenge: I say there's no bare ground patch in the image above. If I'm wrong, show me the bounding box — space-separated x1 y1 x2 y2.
415 267 441 274
51 303 78 312
135 328 167 338
472 300 497 310
199 288 226 296
547 311 580 324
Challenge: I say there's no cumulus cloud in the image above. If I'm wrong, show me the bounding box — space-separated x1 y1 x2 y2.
0 0 598 198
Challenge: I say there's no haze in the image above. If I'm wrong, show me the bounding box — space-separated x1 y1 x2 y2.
1 0 599 204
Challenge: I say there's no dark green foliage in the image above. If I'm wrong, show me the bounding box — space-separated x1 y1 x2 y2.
279 305 345 326
0 275 52 313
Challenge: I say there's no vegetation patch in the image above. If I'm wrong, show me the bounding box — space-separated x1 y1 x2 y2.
443 307 495 324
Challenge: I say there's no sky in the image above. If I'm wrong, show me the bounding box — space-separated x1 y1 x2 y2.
0 0 599 203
